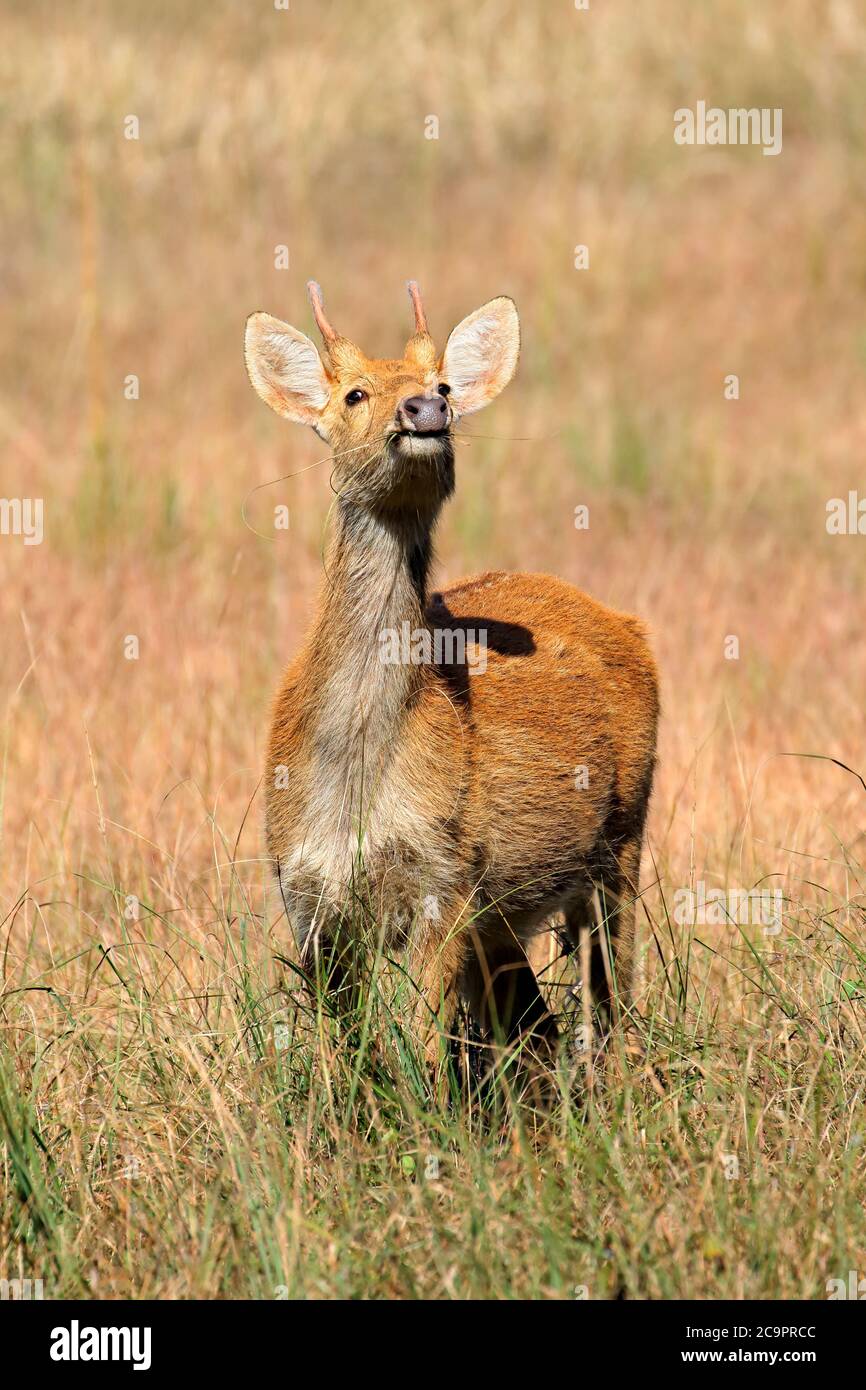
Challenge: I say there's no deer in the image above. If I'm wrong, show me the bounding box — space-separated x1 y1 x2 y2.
244 281 659 1069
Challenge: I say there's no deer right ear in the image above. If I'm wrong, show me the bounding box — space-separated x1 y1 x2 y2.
440 297 520 417
244 312 331 426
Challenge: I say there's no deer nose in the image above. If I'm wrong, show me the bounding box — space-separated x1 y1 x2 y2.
397 393 449 434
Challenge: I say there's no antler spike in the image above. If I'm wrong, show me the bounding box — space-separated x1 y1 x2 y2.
307 280 338 345
407 280 428 335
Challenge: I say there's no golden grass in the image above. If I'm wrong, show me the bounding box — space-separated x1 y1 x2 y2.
1 0 865 1298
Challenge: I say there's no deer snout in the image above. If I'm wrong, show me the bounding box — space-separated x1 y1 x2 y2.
396 393 449 434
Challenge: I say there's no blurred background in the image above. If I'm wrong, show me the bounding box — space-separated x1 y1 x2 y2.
2 0 866 1299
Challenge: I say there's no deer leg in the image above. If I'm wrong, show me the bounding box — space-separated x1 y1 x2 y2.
564 836 642 1030
461 922 559 1056
404 903 469 1068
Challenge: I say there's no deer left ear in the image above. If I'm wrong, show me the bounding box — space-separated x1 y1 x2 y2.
244 312 331 426
440 297 520 416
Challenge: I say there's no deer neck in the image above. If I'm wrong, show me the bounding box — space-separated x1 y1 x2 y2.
301 498 438 810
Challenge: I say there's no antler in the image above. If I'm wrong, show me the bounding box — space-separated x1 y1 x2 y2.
307 280 338 345
407 280 428 335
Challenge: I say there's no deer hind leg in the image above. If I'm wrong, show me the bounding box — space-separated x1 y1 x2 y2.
460 921 559 1058
564 835 642 1032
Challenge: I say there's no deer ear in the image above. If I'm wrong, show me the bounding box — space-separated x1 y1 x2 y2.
244 312 331 425
440 297 520 416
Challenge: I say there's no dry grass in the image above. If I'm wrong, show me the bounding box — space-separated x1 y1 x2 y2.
1 0 866 1298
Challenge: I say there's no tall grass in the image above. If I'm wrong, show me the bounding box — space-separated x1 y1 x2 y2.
2 795 865 1297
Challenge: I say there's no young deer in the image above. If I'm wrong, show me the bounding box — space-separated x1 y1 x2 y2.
245 282 658 1063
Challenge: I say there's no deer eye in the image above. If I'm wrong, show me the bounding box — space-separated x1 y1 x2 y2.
345 388 368 406
437 383 451 397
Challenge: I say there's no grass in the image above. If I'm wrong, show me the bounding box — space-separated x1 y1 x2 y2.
3 838 866 1298
2 0 866 1299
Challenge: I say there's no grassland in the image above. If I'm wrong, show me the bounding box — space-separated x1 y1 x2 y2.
1 0 866 1299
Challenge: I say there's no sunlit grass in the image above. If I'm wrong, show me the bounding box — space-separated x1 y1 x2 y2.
2 822 865 1298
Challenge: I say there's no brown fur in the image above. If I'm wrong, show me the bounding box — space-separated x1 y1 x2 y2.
246 285 659 1062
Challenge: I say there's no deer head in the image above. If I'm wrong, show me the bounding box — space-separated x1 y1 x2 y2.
244 282 519 515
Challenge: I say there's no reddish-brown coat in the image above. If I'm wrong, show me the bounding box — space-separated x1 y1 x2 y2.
246 285 659 1060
